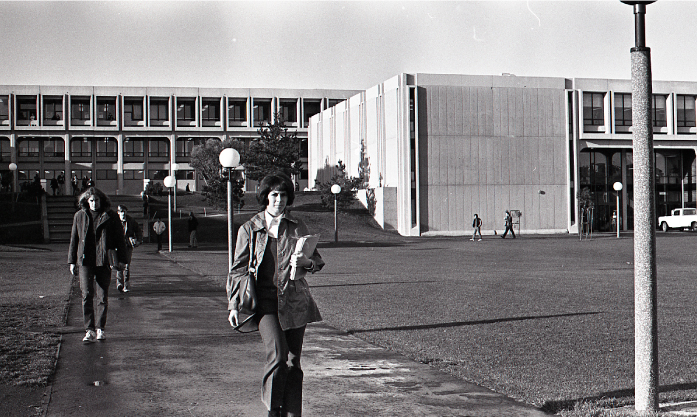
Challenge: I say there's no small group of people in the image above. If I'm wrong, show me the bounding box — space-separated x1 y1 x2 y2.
70 174 95 196
68 173 327 417
469 210 517 240
49 172 66 196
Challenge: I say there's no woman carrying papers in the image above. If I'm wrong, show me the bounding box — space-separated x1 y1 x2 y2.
226 173 324 417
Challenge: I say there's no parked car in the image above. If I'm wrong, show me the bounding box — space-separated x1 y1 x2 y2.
658 208 697 232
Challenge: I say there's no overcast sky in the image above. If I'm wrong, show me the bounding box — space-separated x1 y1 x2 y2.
0 1 696 91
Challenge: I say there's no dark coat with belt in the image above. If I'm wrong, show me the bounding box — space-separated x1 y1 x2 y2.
227 210 324 331
68 208 127 267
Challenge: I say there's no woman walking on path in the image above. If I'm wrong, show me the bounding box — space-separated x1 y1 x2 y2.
227 173 325 417
470 214 483 241
67 187 127 343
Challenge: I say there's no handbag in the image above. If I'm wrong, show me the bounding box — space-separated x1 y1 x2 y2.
233 231 257 332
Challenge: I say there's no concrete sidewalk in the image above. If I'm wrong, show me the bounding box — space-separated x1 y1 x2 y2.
45 246 551 417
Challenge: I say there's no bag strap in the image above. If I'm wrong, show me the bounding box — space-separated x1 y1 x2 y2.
247 230 256 274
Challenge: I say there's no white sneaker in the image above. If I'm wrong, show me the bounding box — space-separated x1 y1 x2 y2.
96 329 106 341
122 287 129 293
83 330 96 343
478 239 482 241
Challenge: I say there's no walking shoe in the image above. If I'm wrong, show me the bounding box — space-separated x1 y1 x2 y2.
83 330 96 343
96 329 106 341
122 287 130 293
117 283 124 292
478 239 482 241
470 238 474 241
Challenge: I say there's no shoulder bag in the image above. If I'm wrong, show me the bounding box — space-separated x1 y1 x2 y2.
233 230 258 332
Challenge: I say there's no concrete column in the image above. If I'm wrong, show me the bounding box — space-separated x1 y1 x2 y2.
117 134 124 192
64 134 71 195
631 46 659 412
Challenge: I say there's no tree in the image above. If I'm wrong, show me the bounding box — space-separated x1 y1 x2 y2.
316 161 365 210
244 111 303 182
189 138 245 209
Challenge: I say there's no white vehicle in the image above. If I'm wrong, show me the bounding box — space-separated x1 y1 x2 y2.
658 208 698 232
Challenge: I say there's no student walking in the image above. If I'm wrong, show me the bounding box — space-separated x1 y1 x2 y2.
470 214 483 241
153 215 166 251
188 212 198 248
67 187 127 343
116 205 142 293
227 173 325 417
501 210 516 239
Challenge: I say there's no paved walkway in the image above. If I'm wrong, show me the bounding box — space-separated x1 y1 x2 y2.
46 246 551 417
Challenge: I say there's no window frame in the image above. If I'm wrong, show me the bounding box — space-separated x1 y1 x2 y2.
228 98 248 124
124 98 144 122
615 93 633 129
677 95 696 129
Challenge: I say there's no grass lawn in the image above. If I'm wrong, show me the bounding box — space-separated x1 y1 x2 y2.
0 244 72 416
164 193 697 415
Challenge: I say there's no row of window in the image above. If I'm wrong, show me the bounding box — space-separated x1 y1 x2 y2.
0 136 309 159
11 169 197 182
0 95 347 128
582 92 695 131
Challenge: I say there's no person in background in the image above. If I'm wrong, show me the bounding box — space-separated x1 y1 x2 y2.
50 177 59 196
67 187 127 343
116 205 142 293
153 215 166 251
142 191 149 217
188 212 198 248
470 213 483 241
71 174 79 196
57 171 65 195
227 173 325 417
501 210 516 239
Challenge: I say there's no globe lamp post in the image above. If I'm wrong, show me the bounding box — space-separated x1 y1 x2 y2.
219 148 241 271
163 175 176 252
613 182 623 238
331 184 341 243
8 163 17 212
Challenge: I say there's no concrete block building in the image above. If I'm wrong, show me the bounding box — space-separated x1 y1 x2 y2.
308 73 696 236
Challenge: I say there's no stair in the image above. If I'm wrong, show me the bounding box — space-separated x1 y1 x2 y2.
46 195 78 243
45 194 152 243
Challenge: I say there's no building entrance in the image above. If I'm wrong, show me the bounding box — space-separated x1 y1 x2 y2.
578 148 696 232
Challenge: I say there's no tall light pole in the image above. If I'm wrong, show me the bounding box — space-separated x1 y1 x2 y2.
171 163 179 213
219 148 241 272
621 1 659 412
614 182 623 238
8 163 17 212
331 184 341 243
164 175 176 253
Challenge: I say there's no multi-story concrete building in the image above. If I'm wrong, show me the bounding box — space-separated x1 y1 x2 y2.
0 85 360 195
308 73 696 236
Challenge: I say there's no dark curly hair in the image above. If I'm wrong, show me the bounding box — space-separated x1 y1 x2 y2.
256 174 295 209
77 187 111 211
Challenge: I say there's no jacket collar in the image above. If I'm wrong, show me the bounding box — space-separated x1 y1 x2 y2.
83 208 113 227
249 210 299 233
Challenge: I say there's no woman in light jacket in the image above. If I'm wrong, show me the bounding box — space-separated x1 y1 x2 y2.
68 187 127 343
227 174 324 417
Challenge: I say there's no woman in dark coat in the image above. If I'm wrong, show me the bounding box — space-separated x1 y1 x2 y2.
227 174 324 417
67 187 127 343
